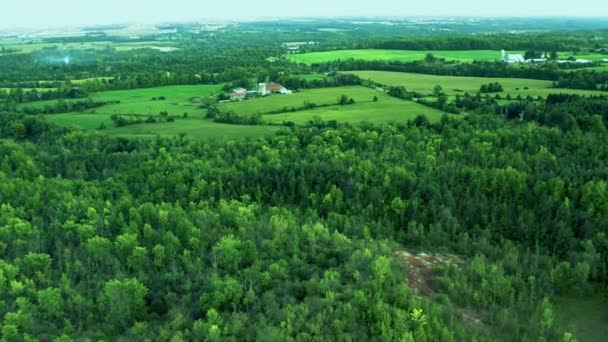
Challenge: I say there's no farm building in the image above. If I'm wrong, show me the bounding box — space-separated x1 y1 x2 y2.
265 82 292 94
230 92 246 101
575 59 592 64
525 58 547 63
230 87 247 101
230 82 292 101
602 59 608 63
501 50 525 64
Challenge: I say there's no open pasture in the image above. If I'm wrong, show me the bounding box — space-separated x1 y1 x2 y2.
219 87 382 115
35 84 281 140
47 113 280 140
288 49 608 65
220 86 446 123
288 49 520 64
263 98 444 124
19 84 222 114
348 70 607 97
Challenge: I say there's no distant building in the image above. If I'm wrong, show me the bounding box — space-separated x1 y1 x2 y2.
575 59 592 64
230 92 246 101
526 58 547 64
266 82 284 93
601 59 608 63
258 83 268 96
229 82 292 101
502 50 525 64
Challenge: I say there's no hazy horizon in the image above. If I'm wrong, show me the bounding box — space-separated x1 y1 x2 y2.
1 0 608 30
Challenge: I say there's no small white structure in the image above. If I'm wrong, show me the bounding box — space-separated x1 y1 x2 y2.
602 59 608 63
575 59 592 64
502 51 525 64
505 54 525 64
526 58 547 63
258 83 268 96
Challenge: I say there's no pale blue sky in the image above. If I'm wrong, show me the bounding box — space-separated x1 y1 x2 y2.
1 0 607 29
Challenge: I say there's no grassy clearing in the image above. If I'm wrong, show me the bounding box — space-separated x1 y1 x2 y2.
19 84 223 114
288 49 608 65
264 96 444 124
220 86 445 124
348 70 608 98
102 120 280 140
569 65 608 73
47 113 280 140
219 87 380 115
39 84 280 140
560 52 608 62
555 294 608 342
42 85 444 139
288 49 521 64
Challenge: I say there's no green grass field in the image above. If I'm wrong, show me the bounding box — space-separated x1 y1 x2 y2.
220 86 445 124
288 49 608 65
19 84 223 114
569 65 608 73
1 87 57 93
37 84 280 140
555 294 608 342
348 70 607 97
288 49 516 64
47 113 280 140
264 99 444 124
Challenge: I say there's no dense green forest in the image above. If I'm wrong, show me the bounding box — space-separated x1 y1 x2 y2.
1 18 608 341
1 111 607 340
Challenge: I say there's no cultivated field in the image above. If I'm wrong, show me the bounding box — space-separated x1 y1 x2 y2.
348 71 608 97
33 84 280 139
288 49 608 65
220 86 446 123
264 99 444 124
19 84 223 113
47 114 281 140
288 49 515 64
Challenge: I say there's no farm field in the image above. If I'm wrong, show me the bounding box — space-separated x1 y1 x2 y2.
288 49 608 65
264 99 444 124
288 49 516 64
219 87 381 115
569 65 608 72
47 113 280 140
36 84 280 139
348 70 608 97
220 86 445 123
19 84 223 114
